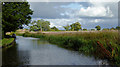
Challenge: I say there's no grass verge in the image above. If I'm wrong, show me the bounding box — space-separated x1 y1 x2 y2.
0 38 14 47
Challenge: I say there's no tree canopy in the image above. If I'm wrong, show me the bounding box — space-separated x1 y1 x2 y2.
95 25 101 30
63 24 70 31
116 26 120 30
103 28 109 30
83 29 87 31
110 27 116 30
2 2 33 34
70 22 81 31
30 19 51 31
51 26 59 31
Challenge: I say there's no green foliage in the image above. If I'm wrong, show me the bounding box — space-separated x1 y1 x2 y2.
63 24 70 31
95 25 101 30
91 29 95 31
29 19 51 31
103 28 109 30
70 22 82 31
2 2 33 34
0 38 14 46
83 29 87 31
116 26 120 30
20 31 120 65
110 27 116 30
51 26 59 31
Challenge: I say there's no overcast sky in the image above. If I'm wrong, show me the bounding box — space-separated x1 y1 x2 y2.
26 0 119 30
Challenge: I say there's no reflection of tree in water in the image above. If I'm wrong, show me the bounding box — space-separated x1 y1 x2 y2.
2 42 30 66
32 39 53 50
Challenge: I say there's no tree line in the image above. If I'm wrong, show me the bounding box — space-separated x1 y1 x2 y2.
29 19 120 31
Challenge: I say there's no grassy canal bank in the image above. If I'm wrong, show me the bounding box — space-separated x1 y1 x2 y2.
17 31 120 65
0 38 15 48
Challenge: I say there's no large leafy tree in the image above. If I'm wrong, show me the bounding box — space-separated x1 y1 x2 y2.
63 24 70 31
2 2 33 35
70 22 81 31
42 20 51 31
29 19 51 31
95 25 101 31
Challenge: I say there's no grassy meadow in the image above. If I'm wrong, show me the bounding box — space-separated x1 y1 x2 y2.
16 30 120 65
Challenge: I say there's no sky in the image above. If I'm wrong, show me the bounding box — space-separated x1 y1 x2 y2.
26 0 119 30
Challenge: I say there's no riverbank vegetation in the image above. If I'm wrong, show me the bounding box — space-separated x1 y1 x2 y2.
0 38 14 48
17 30 120 65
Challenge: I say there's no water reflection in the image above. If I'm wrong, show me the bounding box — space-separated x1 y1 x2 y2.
2 36 106 65
2 43 30 66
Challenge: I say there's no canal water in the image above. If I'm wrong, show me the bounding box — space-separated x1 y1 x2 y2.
2 36 107 65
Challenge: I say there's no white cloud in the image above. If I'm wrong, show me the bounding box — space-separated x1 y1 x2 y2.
90 19 104 23
27 0 119 2
29 1 118 30
63 2 114 18
42 18 83 29
89 0 119 2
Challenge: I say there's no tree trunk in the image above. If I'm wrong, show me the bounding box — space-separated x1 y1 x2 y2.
41 27 42 32
2 31 6 38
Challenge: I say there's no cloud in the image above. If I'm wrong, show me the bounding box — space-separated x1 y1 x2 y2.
27 0 119 2
90 19 104 23
27 2 118 30
29 2 70 19
89 0 119 2
29 2 118 19
61 2 114 18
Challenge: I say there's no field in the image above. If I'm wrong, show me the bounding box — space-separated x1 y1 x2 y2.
16 30 120 65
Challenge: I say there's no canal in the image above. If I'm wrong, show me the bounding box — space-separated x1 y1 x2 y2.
2 36 108 65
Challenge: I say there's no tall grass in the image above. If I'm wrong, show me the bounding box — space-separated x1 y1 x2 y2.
18 31 120 65
0 38 14 46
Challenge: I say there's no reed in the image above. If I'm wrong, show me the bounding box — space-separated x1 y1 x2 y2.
19 30 120 65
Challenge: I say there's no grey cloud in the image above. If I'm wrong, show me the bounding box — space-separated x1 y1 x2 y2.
28 2 118 30
29 2 72 19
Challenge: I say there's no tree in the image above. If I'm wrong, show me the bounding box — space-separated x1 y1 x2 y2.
42 20 51 31
116 26 120 30
95 25 101 30
110 27 116 30
2 2 33 36
91 29 95 31
70 22 81 31
30 25 38 31
63 24 70 31
103 28 109 30
83 29 87 31
0 6 2 38
30 20 38 31
29 19 51 31
51 26 59 31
